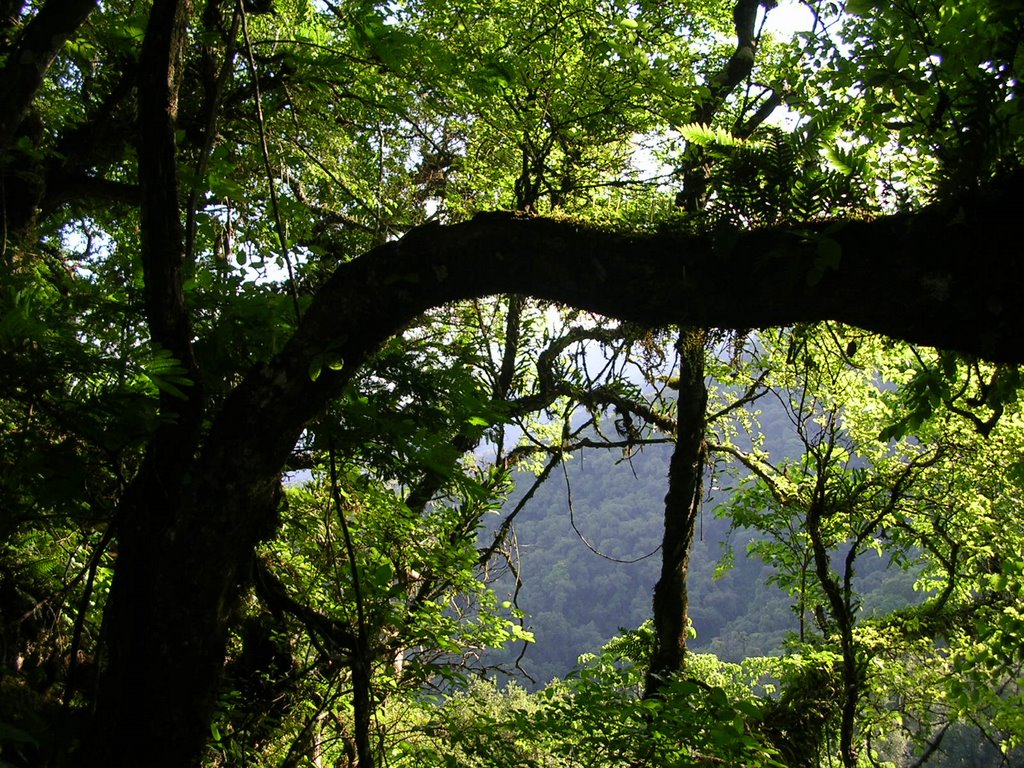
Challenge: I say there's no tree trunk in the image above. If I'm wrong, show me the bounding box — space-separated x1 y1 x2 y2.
83 479 280 767
806 470 861 768
645 328 707 695
80 1 255 764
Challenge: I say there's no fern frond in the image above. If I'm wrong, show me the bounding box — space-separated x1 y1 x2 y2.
678 123 764 150
822 146 869 177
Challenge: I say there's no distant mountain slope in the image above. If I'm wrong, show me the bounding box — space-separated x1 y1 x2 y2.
486 434 922 686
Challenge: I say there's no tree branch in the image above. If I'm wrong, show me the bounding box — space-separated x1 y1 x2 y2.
0 0 99 151
199 178 1024 531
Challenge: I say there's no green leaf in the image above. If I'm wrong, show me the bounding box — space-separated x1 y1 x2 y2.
143 348 193 400
371 561 395 588
905 79 930 95
845 0 877 16
823 147 866 176
509 623 535 643
1007 459 1024 485
0 720 38 746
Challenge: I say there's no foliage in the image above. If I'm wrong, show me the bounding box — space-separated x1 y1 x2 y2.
397 625 784 768
716 326 1024 764
0 0 1023 765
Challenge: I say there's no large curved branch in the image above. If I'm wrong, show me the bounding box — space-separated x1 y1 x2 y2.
199 180 1024 513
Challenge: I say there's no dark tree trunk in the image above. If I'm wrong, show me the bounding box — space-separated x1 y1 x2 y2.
645 329 707 695
81 1 239 764
84 481 280 767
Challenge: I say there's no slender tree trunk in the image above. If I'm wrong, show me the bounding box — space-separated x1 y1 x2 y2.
644 328 707 695
806 467 860 768
641 0 764 694
350 650 375 768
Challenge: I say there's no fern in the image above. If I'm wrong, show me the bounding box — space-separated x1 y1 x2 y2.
143 346 194 400
677 122 765 150
693 115 871 227
822 146 869 177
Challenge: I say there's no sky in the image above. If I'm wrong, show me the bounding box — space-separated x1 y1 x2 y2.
765 0 817 38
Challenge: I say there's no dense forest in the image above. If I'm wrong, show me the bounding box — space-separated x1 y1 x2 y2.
1 0 1023 765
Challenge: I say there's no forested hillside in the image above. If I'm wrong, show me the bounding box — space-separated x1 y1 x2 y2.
475 375 1024 766
2 0 1023 765
489 423 923 687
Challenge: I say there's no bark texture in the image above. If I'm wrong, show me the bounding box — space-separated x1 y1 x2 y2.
84 2 215 765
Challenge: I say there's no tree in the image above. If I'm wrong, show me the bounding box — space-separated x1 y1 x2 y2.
0 0 1022 765
714 328 1024 766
